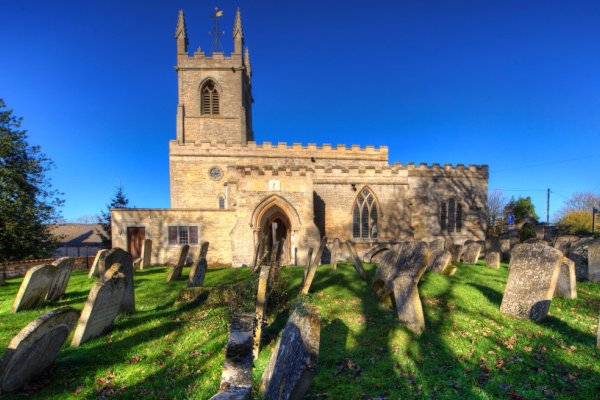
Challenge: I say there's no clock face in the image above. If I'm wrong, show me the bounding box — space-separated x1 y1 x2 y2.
209 166 223 180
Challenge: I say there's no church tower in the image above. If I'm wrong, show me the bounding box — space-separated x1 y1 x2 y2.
174 9 253 145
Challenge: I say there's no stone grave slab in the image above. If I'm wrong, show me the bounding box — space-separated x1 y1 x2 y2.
11 264 56 313
253 256 272 358
260 304 320 400
486 251 500 269
141 239 152 269
188 241 210 287
430 251 452 274
46 257 75 301
462 243 482 264
451 244 464 263
569 238 594 281
71 264 126 346
345 240 367 279
301 237 327 294
100 248 134 313
133 258 142 270
89 249 108 278
587 239 600 283
0 307 79 392
330 238 340 270
166 244 190 282
428 238 445 254
500 242 562 321
554 258 577 299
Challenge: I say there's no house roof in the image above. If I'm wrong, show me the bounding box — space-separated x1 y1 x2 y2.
50 224 104 246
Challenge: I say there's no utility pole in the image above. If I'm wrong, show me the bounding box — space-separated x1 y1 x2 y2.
546 188 550 225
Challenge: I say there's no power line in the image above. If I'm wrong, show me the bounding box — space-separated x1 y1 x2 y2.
493 154 600 173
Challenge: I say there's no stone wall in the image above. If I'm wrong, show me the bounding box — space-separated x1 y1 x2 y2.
3 256 93 278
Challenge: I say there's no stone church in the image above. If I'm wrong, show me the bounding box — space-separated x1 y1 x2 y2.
111 9 488 267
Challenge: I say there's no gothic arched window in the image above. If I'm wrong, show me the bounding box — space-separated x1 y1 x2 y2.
440 198 463 233
201 80 220 115
352 187 378 239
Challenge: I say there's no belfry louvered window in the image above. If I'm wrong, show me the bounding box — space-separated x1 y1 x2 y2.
201 80 219 115
352 188 378 239
440 198 463 233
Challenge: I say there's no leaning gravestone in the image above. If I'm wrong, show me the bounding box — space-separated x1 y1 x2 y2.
486 251 500 269
554 258 577 299
451 244 464 263
260 304 320 400
568 238 594 281
11 264 56 313
302 248 313 285
330 238 340 270
253 254 273 358
71 265 126 346
430 251 452 274
188 241 210 287
100 248 134 314
141 239 152 269
554 235 579 256
133 258 143 270
89 249 108 278
463 242 482 264
428 238 445 254
345 240 367 279
209 313 254 400
166 244 190 282
587 239 600 283
301 237 327 295
500 242 563 321
46 257 75 301
0 307 79 393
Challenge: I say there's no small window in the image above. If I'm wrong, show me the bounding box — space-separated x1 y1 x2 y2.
168 225 199 245
352 187 378 239
201 80 219 115
218 195 225 209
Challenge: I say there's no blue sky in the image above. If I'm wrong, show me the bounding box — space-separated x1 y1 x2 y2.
2 0 599 222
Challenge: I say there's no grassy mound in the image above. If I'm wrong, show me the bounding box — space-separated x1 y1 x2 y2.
0 262 599 399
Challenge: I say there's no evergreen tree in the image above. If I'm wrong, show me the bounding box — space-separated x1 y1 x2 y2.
0 99 63 266
96 185 129 247
504 196 539 223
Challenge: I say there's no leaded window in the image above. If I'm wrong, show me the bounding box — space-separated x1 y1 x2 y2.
352 188 378 239
201 80 219 115
168 225 199 245
440 199 463 233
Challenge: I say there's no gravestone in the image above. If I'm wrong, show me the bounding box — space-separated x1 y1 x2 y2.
46 257 75 301
251 241 262 272
372 249 399 306
486 237 501 254
441 264 457 276
589 239 600 283
554 258 577 299
141 239 152 269
71 265 126 346
210 314 254 400
462 243 482 264
301 237 327 295
345 240 367 279
133 258 143 270
0 307 79 393
302 248 313 286
100 248 134 313
253 254 272 358
428 238 445 254
500 239 511 262
569 238 594 281
11 264 56 313
89 249 108 278
363 244 392 263
166 244 190 282
500 242 562 321
429 251 452 274
451 244 464 263
554 235 579 255
260 304 320 400
486 251 500 269
330 238 340 270
188 241 210 287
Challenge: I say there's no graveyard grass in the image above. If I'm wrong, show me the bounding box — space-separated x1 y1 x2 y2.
1 262 599 399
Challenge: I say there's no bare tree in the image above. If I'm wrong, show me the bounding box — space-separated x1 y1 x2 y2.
557 192 600 218
487 190 507 235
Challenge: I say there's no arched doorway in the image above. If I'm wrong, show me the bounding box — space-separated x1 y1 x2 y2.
259 206 291 265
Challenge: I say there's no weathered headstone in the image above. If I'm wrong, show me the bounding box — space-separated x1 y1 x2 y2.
554 258 577 299
462 242 482 264
569 238 594 281
71 265 126 347
330 238 340 270
210 314 254 400
429 251 452 274
500 239 511 262
345 240 367 279
133 258 143 270
11 264 56 313
486 251 500 269
141 239 152 269
441 264 457 276
500 242 563 321
428 238 445 254
89 249 108 278
188 241 210 287
302 247 313 286
100 248 134 313
451 244 464 263
253 252 273 358
301 237 327 294
486 237 501 254
0 307 79 392
586 239 600 283
46 257 75 301
166 244 190 282
554 235 579 255
260 304 320 400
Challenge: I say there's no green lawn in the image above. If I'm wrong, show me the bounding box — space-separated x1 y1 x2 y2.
1 262 599 399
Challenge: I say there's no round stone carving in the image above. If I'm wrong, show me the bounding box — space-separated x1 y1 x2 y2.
209 166 223 181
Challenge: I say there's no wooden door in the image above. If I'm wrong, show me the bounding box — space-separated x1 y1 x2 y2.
127 227 145 259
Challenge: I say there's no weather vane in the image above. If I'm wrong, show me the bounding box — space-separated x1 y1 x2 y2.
209 7 224 53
